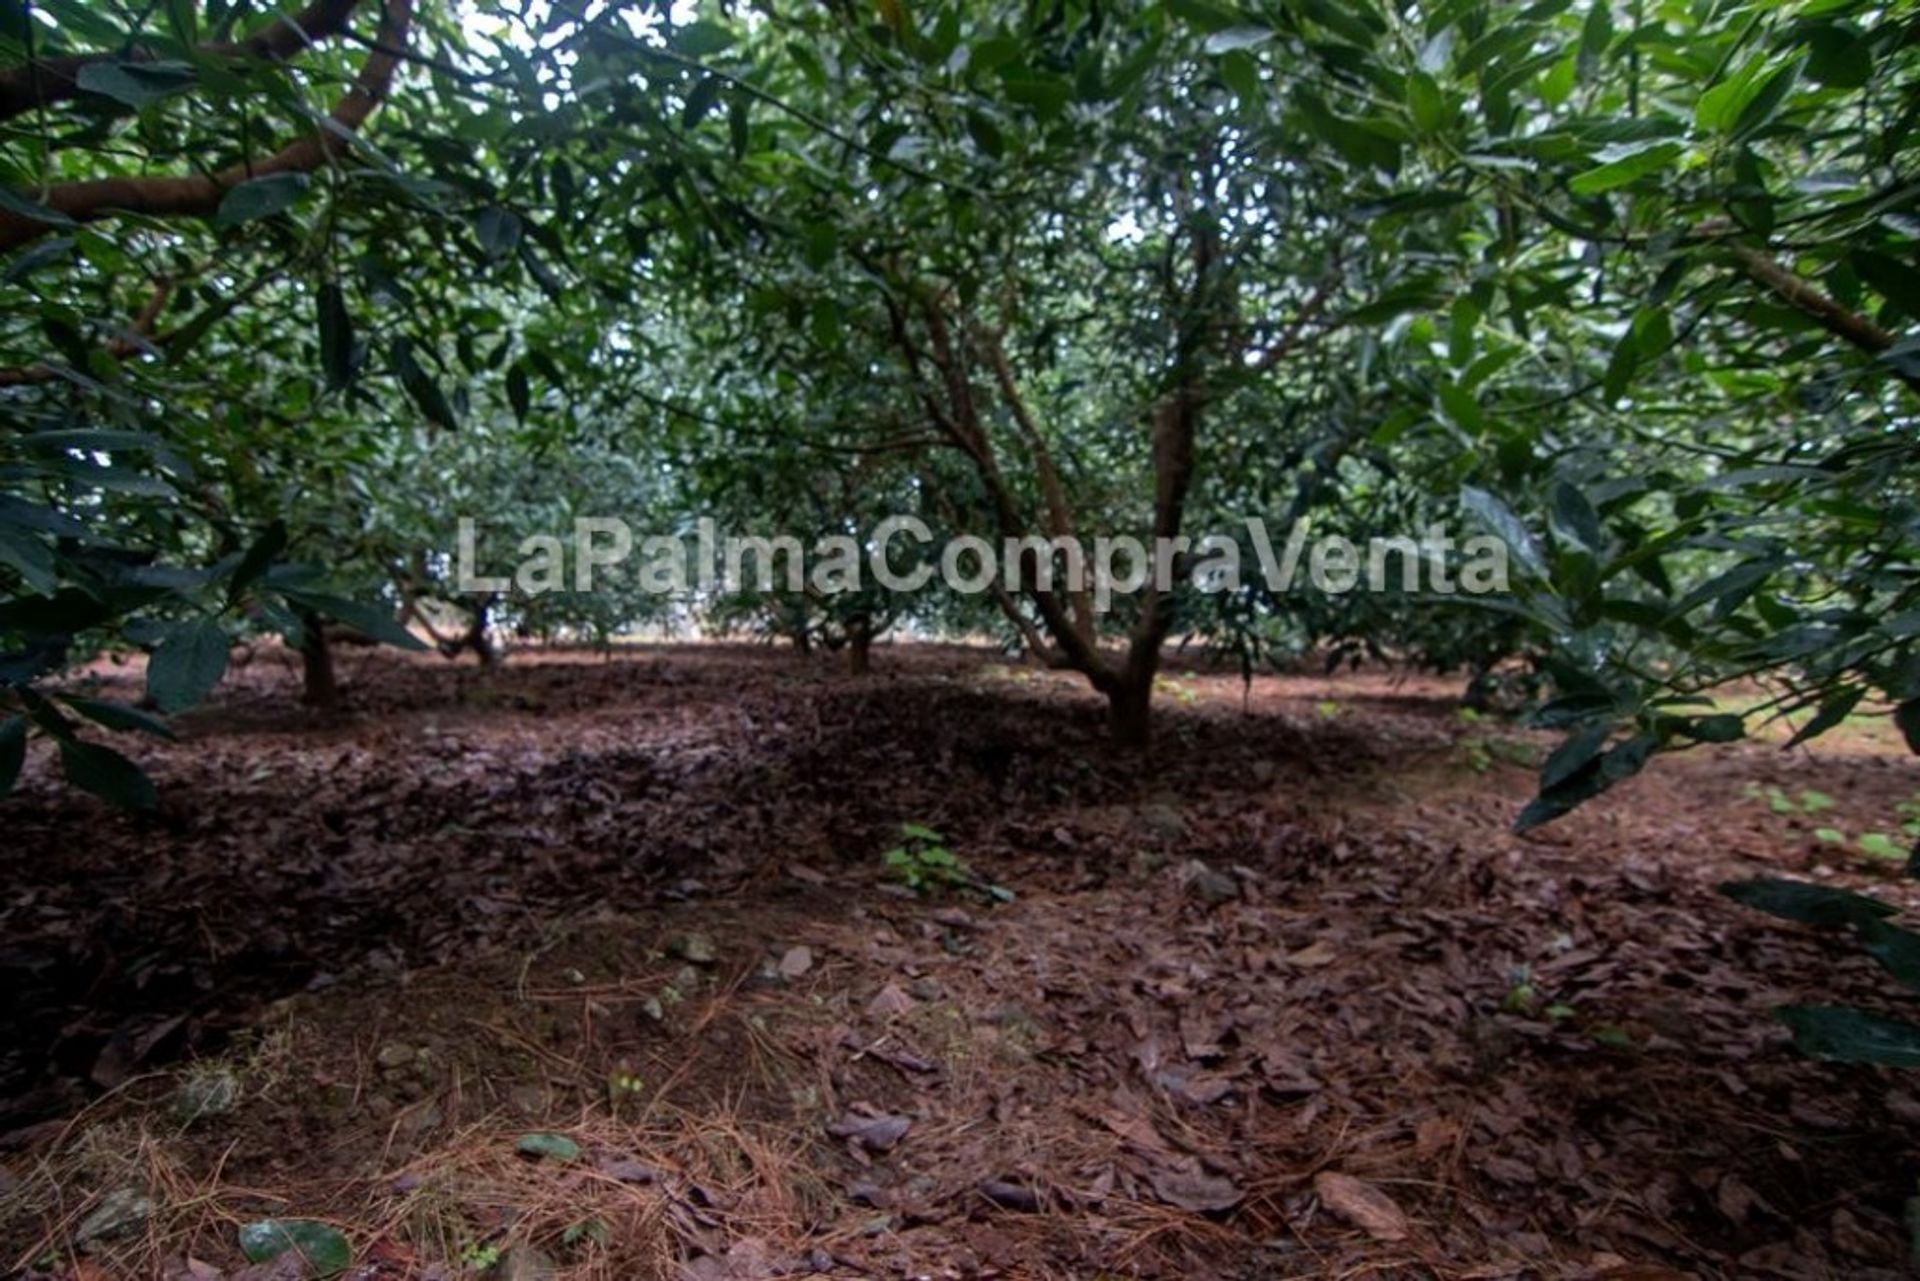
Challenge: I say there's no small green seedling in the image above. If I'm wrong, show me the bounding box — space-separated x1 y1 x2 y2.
1500 967 1539 1014
884 823 974 893
1859 832 1905 861
460 1241 502 1271
882 824 1014 901
1752 785 1837 816
1155 675 1199 705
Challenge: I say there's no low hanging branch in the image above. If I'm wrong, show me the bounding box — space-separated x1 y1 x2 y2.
0 0 414 255
0 0 363 122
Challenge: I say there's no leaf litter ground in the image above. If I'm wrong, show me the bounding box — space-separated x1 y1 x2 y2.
2 644 1919 1279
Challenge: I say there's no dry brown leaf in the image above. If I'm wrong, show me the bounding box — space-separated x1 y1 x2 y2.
1314 1170 1410 1242
1149 1167 1243 1213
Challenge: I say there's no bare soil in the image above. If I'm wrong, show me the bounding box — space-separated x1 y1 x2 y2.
3 644 1919 1280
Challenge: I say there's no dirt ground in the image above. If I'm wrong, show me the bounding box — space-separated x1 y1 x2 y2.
3 643 1919 1280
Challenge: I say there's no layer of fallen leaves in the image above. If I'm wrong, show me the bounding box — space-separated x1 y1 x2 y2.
3 644 1919 1280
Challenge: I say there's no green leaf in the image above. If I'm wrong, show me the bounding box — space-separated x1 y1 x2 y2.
1718 877 1895 930
58 739 156 810
228 520 289 608
1775 1005 1920 1067
1001 72 1073 120
1786 685 1866 748
507 363 531 424
147 619 228 714
1203 26 1271 53
965 110 1005 158
1548 481 1605 554
516 1132 581 1161
74 60 196 108
473 206 523 260
673 20 736 57
281 592 428 651
394 340 459 430
317 284 354 391
1804 24 1871 89
1514 733 1654 831
61 696 177 740
1861 920 1920 989
1851 251 1920 319
1219 50 1262 107
237 1219 351 1277
1896 700 1920 755
215 173 311 227
0 716 24 796
1406 71 1446 133
1460 486 1546 578
1167 0 1243 34
0 186 76 227
728 92 750 158
682 75 723 128
1568 142 1682 196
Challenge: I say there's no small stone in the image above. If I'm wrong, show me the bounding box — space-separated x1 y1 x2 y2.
640 996 665 1022
908 977 944 1001
667 932 716 965
376 1042 417 1070
77 1187 154 1247
777 945 813 978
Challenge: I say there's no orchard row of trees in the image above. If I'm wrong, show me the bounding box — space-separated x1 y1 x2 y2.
0 0 1915 816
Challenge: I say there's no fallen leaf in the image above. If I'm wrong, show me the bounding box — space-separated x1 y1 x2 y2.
1149 1167 1243 1213
1287 940 1339 968
828 1112 911 1152
1314 1170 1409 1241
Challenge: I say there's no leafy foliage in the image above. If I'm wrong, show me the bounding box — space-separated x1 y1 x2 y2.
1721 877 1920 1067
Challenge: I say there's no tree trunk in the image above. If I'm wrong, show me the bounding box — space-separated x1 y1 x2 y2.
1106 672 1153 748
299 612 339 710
466 595 497 665
848 622 873 676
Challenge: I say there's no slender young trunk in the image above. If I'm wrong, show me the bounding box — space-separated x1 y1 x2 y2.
299 611 339 710
1107 672 1154 748
466 595 496 666
848 620 873 676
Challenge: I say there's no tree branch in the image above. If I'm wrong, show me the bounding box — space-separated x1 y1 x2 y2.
0 0 364 123
1723 240 1919 393
0 0 413 254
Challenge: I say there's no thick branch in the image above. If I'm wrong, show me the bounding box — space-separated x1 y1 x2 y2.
979 325 1095 645
915 293 1113 684
1725 241 1919 393
0 0 363 123
0 0 413 254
